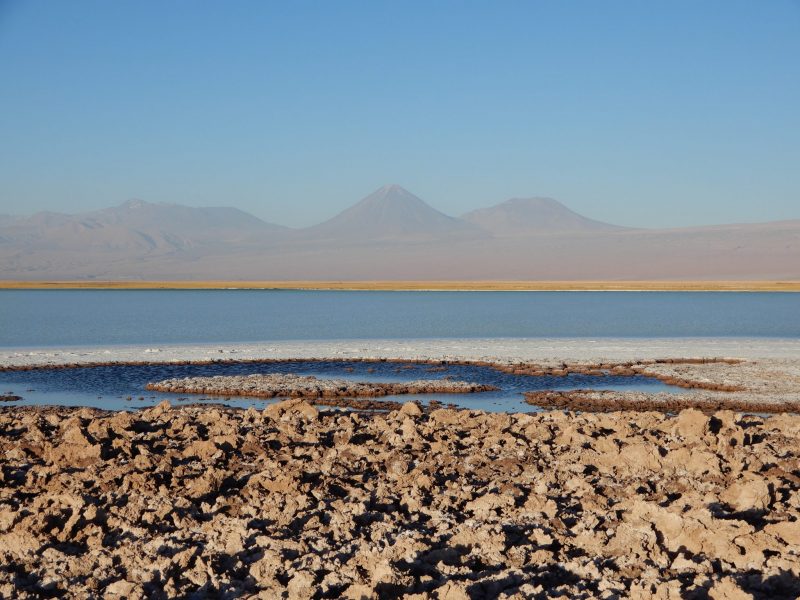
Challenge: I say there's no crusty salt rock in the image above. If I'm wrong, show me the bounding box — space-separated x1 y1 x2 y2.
287 570 316 599
0 531 40 557
182 439 219 460
187 470 225 497
108 410 135 432
465 492 515 514
0 507 17 533
662 446 719 476
765 413 800 435
86 418 113 441
618 442 662 472
0 399 797 597
243 406 260 422
369 559 395 585
669 553 698 573
342 583 375 599
712 410 738 430
708 577 754 600
399 400 423 417
61 421 93 446
264 398 319 421
104 580 141 599
171 546 199 569
523 493 558 518
435 581 470 600
144 399 172 418
672 408 708 438
629 580 683 599
765 520 800 546
44 437 102 467
720 475 771 512
429 408 461 426
249 548 282 582
400 418 419 442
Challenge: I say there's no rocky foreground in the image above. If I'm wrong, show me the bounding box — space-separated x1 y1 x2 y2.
1 401 799 599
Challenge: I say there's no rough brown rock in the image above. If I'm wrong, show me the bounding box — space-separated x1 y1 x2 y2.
0 404 798 598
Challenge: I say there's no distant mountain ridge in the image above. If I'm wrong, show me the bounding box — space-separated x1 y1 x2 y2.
1 199 285 253
1 184 798 280
462 197 624 235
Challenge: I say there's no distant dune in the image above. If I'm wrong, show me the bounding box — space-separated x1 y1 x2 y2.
1 185 798 280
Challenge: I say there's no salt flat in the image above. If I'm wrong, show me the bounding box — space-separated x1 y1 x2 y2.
2 337 799 368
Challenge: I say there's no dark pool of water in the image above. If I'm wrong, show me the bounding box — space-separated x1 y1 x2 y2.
0 359 681 413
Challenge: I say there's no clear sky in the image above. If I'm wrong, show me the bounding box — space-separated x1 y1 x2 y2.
1 1 798 228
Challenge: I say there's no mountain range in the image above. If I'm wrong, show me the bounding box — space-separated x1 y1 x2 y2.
1 185 798 280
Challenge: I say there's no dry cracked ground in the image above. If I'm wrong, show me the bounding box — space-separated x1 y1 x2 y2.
1 400 799 599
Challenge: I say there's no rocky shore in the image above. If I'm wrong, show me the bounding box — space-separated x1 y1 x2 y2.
7 353 800 413
525 389 800 414
521 358 800 413
1 400 799 599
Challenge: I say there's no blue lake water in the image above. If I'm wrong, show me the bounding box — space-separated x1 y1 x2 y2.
1 290 800 347
0 359 678 413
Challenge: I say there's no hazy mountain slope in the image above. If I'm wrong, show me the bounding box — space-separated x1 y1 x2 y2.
0 215 22 228
305 184 484 242
0 200 286 253
0 189 798 280
86 199 280 238
462 197 624 235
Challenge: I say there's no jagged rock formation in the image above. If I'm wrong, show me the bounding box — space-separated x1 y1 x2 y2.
0 402 798 598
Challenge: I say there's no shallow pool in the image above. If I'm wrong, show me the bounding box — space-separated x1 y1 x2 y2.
0 359 682 413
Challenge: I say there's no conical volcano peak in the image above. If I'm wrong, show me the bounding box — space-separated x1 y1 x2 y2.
120 198 154 210
361 184 425 206
309 185 483 241
378 183 406 194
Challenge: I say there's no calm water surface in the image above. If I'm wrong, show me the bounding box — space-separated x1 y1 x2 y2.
2 290 799 347
0 359 678 413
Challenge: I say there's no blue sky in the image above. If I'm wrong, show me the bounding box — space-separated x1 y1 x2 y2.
1 1 798 227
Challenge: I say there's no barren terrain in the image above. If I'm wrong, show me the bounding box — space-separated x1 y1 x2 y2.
1 400 799 598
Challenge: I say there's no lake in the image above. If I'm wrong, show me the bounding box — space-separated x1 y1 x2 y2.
1 290 800 348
